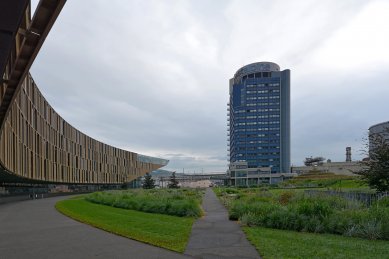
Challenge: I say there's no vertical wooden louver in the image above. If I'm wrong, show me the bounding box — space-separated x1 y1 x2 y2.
0 74 166 184
0 0 168 184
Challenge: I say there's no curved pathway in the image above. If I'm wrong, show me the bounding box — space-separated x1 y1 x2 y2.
0 196 191 259
185 188 261 258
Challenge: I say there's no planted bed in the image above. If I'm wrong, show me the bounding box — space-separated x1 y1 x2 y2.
56 188 204 252
215 187 389 240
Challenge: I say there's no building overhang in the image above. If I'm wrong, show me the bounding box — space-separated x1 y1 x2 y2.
0 0 66 129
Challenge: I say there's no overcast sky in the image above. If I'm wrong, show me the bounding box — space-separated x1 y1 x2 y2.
30 0 389 173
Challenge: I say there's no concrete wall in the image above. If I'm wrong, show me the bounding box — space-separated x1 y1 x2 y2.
292 161 363 176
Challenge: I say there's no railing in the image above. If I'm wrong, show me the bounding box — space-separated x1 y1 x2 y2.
304 190 389 206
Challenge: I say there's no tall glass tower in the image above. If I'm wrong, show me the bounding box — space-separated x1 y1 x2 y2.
228 62 290 173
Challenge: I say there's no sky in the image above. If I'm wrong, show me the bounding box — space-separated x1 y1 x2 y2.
30 0 389 173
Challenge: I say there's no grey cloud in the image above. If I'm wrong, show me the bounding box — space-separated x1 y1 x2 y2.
30 0 388 173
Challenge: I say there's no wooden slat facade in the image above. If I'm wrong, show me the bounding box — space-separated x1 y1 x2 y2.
0 0 168 184
0 74 166 184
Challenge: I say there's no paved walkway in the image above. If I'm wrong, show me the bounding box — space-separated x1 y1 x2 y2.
0 196 191 259
185 188 260 259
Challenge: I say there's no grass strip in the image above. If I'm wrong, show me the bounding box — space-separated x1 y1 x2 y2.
56 197 194 252
244 226 389 259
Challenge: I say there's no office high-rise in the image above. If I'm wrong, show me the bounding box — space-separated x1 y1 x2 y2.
228 62 290 173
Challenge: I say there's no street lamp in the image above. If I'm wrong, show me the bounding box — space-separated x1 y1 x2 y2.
269 165 273 184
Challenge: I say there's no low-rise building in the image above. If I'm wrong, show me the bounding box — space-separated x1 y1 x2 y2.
291 161 363 176
228 161 296 186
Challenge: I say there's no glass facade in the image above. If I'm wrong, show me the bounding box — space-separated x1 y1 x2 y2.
228 62 290 173
137 154 169 166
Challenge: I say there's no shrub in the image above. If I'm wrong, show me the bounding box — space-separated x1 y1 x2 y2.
292 198 332 219
279 192 293 205
217 187 389 241
360 221 382 240
374 196 389 208
85 189 204 218
229 202 249 220
225 188 238 194
344 225 362 237
240 212 258 227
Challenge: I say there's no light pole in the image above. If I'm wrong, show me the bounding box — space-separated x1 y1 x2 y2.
269 165 273 185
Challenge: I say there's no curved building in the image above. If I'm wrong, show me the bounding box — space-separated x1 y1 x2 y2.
0 0 168 184
369 121 389 152
369 121 389 137
228 62 290 176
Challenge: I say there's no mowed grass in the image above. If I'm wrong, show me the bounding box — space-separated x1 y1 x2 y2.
56 197 195 252
244 227 389 259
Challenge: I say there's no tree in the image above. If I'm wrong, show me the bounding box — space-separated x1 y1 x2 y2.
356 130 389 193
168 171 179 189
142 173 155 189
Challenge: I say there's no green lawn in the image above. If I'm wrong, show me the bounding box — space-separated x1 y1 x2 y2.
244 227 389 259
56 197 195 252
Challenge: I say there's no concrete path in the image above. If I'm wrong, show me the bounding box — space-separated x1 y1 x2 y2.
0 196 191 259
185 188 260 259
